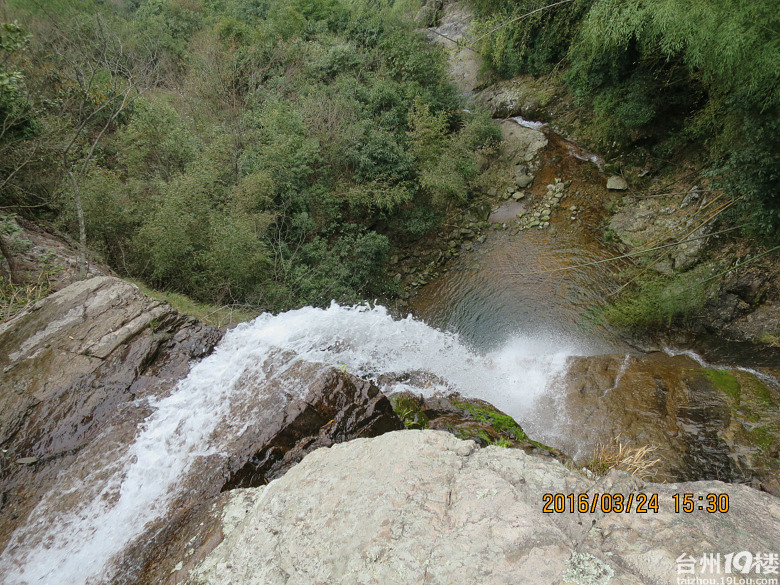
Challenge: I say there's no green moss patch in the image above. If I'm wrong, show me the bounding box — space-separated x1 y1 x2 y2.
702 369 741 402
453 401 526 439
747 426 778 453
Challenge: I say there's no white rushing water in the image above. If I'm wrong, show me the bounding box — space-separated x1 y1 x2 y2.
511 115 547 131
0 303 577 585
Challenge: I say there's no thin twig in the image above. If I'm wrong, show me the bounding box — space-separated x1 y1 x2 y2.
470 0 577 45
704 244 780 283
510 225 742 276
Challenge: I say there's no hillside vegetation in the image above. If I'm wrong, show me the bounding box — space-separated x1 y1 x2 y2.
468 0 780 236
1 0 499 309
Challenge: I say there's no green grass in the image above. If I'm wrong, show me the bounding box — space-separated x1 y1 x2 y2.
131 280 258 327
602 269 711 332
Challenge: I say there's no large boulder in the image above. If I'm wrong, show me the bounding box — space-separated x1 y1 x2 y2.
499 119 548 164
186 430 780 585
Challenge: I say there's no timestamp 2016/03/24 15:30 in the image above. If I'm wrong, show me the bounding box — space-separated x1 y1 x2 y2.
541 492 730 514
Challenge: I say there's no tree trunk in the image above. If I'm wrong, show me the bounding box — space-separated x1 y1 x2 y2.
68 170 88 278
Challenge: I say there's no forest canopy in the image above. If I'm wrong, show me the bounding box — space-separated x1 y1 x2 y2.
0 0 499 308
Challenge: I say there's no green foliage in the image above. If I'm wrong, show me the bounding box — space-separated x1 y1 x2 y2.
0 21 34 141
470 0 780 233
391 396 429 429
603 271 710 332
114 96 200 180
2 0 499 310
469 0 594 77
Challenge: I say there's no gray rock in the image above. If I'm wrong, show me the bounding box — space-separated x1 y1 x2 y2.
680 186 701 209
499 120 548 164
516 174 534 188
186 431 780 585
671 225 710 271
607 176 629 191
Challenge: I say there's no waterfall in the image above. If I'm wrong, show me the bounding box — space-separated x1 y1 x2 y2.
0 303 576 585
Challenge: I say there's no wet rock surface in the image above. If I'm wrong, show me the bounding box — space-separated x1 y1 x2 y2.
538 352 780 494
186 430 780 585
221 364 404 490
0 277 404 585
0 276 223 559
133 359 403 585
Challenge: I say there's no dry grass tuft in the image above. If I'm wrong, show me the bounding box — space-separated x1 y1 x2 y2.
1 272 54 323
586 436 661 480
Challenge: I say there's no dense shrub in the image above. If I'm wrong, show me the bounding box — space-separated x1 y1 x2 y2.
1 0 497 309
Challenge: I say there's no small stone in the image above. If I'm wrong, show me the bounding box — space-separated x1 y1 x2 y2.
507 186 516 194
569 205 577 211
16 457 39 465
516 174 534 189
607 176 629 191
393 274 402 282
512 192 525 201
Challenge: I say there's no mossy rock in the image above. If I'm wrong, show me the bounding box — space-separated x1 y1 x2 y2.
388 391 568 463
389 395 429 430
702 369 741 402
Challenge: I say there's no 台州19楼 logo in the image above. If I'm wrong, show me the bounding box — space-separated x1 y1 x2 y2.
677 552 778 585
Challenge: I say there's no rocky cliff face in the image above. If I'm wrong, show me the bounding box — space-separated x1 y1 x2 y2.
0 276 223 558
547 352 780 494
186 430 780 585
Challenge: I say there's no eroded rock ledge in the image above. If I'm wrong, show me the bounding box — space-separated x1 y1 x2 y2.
0 276 223 553
186 430 780 585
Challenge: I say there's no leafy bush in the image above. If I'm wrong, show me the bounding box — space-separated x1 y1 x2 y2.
469 0 780 235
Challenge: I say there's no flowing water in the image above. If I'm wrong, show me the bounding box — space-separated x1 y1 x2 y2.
0 304 581 585
0 117 647 584
411 127 632 355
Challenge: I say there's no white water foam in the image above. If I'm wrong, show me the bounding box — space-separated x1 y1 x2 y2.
0 303 576 584
511 115 547 131
662 346 780 390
